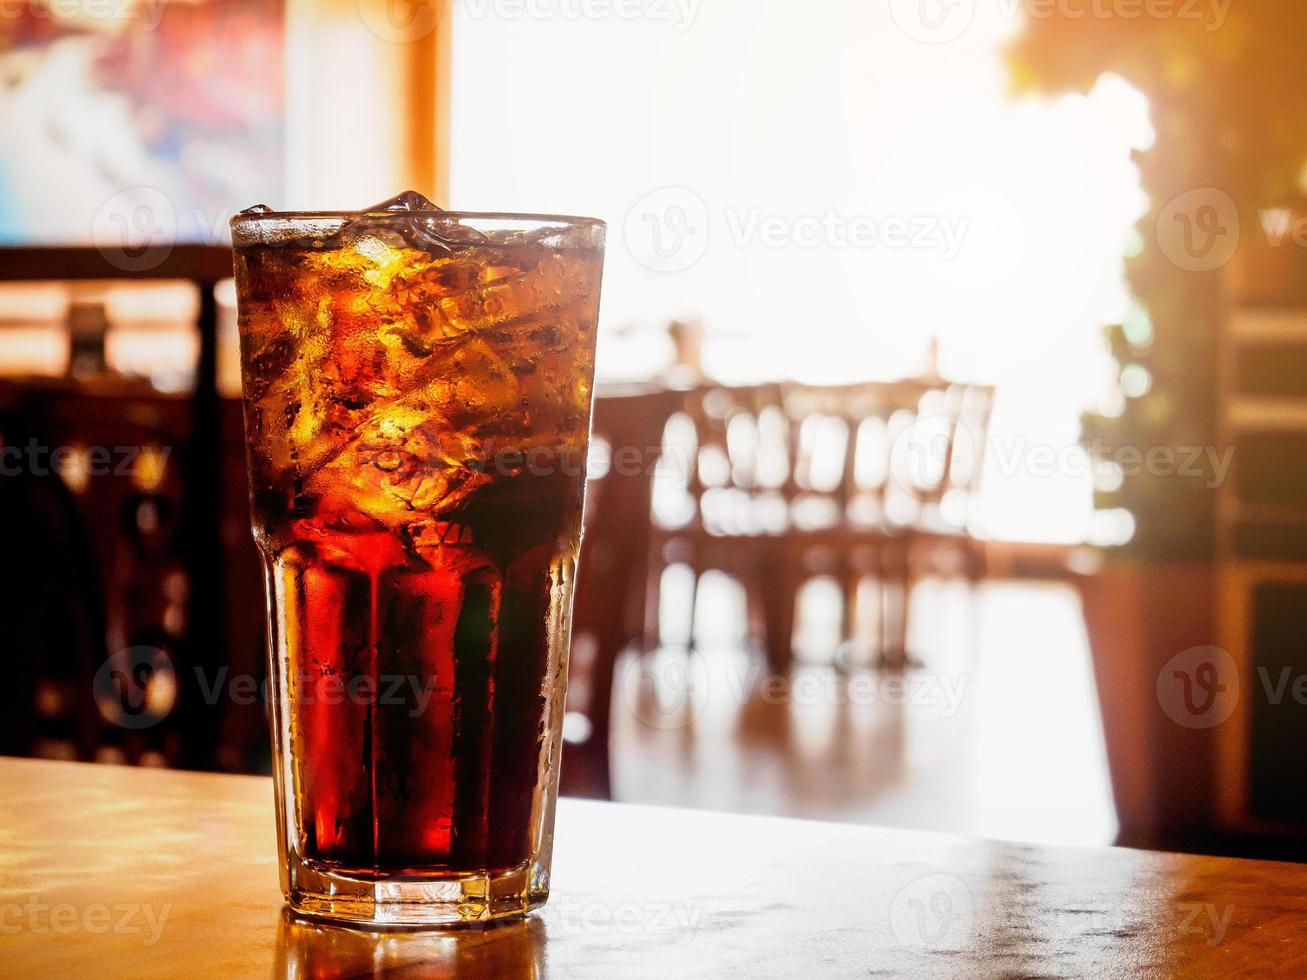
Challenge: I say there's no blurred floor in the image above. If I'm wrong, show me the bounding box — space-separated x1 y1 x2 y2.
610 578 1117 849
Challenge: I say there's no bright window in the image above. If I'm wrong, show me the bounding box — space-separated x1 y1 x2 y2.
449 2 1152 543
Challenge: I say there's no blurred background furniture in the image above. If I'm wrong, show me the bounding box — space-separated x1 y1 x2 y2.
560 385 685 800
1216 304 1307 835
651 377 995 673
0 246 266 771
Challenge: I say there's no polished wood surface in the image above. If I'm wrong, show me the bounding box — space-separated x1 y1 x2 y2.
613 582 1116 846
1 757 1305 978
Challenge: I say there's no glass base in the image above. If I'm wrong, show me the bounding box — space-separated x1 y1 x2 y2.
287 859 548 929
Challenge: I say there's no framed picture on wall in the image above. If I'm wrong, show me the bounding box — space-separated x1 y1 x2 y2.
0 0 285 247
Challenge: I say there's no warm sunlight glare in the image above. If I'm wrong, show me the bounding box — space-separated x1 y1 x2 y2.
451 3 1155 543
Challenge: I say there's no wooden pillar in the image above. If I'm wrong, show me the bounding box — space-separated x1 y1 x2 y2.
284 0 452 206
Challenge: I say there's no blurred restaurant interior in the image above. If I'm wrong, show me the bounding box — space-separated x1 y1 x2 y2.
4 0 1307 871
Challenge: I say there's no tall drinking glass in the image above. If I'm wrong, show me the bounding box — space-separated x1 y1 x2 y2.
230 193 605 927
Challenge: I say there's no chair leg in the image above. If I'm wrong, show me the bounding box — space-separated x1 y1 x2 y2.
964 537 987 584
839 563 861 673
745 581 770 663
579 636 619 802
760 547 798 676
684 561 701 654
875 538 917 672
964 538 986 670
868 566 885 666
643 556 664 654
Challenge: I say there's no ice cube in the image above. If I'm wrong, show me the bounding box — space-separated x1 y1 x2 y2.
435 251 569 335
350 192 491 254
365 190 441 213
305 398 492 525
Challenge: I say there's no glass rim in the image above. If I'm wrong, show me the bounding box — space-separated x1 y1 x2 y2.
229 208 607 230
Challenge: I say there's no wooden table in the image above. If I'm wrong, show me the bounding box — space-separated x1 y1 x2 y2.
1 758 1305 977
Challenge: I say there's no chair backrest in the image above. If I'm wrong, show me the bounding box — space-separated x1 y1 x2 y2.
681 382 786 494
0 377 270 772
562 386 685 800
662 378 996 535
780 382 890 527
875 379 995 530
656 383 788 537
0 379 189 764
0 246 237 770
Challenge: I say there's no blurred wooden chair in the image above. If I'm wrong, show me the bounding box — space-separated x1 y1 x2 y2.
659 383 789 660
560 385 685 800
649 378 995 674
0 246 265 770
0 384 108 763
0 379 193 765
836 379 996 668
